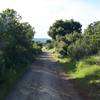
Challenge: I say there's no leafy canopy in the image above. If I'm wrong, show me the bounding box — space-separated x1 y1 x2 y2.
48 19 82 39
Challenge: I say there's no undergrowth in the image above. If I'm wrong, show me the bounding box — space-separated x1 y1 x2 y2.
51 50 100 100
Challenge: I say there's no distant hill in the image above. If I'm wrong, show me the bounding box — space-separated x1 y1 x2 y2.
33 38 50 43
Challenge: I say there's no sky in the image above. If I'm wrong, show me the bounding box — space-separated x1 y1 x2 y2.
0 0 100 38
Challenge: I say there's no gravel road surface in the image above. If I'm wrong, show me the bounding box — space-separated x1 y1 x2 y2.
6 52 82 100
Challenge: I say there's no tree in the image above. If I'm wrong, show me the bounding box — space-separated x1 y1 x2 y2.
84 21 100 52
84 21 100 35
48 19 82 39
0 9 35 77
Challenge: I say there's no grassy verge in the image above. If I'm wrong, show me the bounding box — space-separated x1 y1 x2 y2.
51 51 100 100
0 64 30 100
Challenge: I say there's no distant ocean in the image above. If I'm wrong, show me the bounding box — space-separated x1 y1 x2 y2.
33 38 50 43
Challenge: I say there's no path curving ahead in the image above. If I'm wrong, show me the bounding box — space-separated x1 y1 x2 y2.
6 52 82 100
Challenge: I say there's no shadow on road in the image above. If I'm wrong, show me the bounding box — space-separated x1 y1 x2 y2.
6 52 82 100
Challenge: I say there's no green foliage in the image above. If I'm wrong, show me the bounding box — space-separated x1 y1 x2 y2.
72 55 100 100
53 32 82 57
0 9 41 100
47 19 84 58
45 40 54 50
32 41 42 54
67 31 100 59
52 52 100 100
48 18 100 100
84 21 100 35
0 9 35 68
48 19 100 60
46 39 52 43
48 19 82 39
67 38 91 59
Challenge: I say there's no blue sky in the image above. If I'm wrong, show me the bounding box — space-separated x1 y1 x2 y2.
0 0 100 38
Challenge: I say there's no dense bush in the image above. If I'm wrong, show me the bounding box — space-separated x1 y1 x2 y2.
32 41 42 54
45 40 54 50
52 32 82 57
47 19 100 60
67 32 100 60
48 19 82 39
0 9 41 99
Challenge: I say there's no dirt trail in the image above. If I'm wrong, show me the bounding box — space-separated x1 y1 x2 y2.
6 52 82 100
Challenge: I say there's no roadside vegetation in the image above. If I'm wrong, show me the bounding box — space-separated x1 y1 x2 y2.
0 9 42 100
45 19 100 100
